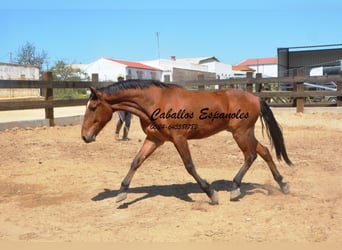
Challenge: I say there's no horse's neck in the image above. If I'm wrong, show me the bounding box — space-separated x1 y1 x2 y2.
109 88 157 122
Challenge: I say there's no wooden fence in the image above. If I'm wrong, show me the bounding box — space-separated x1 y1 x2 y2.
0 70 341 127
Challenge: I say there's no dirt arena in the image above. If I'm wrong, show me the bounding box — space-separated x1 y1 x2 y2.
0 108 341 242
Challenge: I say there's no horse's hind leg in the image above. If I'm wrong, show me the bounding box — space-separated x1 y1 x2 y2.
231 129 258 201
173 138 219 205
256 141 289 194
116 137 162 202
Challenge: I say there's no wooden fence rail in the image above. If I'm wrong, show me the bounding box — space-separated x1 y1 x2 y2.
0 70 341 126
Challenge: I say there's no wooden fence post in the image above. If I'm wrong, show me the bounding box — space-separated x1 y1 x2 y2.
246 72 253 92
91 73 99 86
337 71 342 107
197 74 205 91
42 72 54 126
255 73 262 92
294 68 305 113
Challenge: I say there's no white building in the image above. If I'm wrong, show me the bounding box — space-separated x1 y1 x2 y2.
142 56 233 82
235 57 278 77
81 58 162 82
80 56 235 83
0 63 40 98
141 56 207 82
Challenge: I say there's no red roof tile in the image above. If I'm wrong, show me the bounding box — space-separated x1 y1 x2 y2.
232 65 256 72
237 57 277 66
105 58 161 71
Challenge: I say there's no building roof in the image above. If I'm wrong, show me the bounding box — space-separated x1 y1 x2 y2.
105 58 162 71
232 65 256 72
0 62 39 69
237 57 277 66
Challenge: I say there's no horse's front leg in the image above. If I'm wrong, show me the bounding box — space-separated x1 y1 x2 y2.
173 138 219 205
116 137 162 202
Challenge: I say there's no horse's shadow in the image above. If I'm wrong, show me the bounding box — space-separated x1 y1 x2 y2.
91 180 279 209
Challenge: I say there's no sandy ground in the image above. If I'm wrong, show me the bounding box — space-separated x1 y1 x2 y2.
0 108 341 243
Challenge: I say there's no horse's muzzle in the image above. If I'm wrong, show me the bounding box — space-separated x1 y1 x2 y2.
82 133 96 143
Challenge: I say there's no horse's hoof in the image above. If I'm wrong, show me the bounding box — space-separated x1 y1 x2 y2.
281 182 290 194
230 188 241 201
210 190 219 205
116 192 127 203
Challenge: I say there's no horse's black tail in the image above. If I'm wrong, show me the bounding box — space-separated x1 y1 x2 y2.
259 100 293 166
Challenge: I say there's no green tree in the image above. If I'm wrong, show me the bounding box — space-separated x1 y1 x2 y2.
50 60 86 81
14 42 48 71
50 60 88 99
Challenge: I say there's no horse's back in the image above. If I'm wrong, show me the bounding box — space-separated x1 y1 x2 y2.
162 87 260 118
158 87 261 137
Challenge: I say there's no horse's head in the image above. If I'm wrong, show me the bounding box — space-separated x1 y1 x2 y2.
81 87 113 143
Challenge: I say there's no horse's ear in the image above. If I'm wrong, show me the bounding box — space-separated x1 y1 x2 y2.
89 87 103 99
89 87 96 95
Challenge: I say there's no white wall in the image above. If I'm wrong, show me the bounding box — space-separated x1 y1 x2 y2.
82 58 162 81
249 64 277 77
82 58 126 81
202 61 233 79
0 63 40 98
142 59 208 82
0 63 39 80
125 67 162 80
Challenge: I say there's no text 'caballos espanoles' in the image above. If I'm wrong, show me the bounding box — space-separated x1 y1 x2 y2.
150 108 249 122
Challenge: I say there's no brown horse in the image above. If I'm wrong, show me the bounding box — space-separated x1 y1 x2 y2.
81 80 292 204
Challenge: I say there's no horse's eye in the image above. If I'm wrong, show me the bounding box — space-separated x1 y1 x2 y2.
88 106 96 112
86 100 97 111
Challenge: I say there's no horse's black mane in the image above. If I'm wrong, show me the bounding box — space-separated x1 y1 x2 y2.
99 79 181 95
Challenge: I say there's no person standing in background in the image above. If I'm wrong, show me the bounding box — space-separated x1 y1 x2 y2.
115 74 132 141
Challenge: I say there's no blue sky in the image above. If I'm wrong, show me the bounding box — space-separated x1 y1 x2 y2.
1 0 341 68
